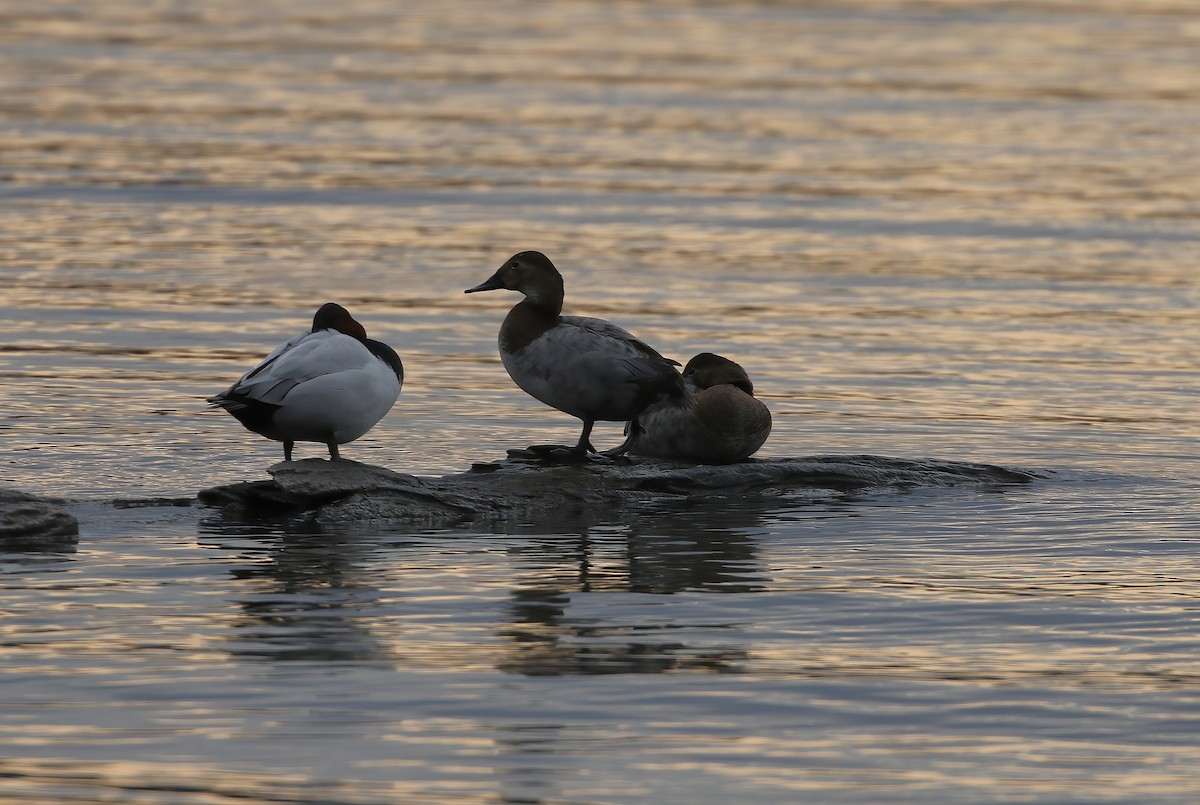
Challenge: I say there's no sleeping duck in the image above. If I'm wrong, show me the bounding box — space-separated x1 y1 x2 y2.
626 352 771 464
465 251 687 456
208 302 403 461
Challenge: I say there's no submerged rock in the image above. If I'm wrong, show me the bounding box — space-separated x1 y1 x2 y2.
198 452 1043 526
0 488 79 548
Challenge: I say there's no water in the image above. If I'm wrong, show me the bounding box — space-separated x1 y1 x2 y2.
3 1 1200 802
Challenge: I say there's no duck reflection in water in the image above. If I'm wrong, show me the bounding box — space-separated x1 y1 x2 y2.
496 501 769 677
200 517 394 664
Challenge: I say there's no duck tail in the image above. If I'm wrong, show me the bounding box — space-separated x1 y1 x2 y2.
620 357 693 412
206 391 241 411
636 365 693 410
207 390 280 434
665 370 693 410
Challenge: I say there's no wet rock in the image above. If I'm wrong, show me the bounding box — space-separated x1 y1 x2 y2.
0 488 79 548
198 452 1044 526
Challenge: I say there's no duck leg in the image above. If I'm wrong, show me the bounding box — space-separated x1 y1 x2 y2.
604 417 643 457
574 418 597 454
327 442 341 461
527 418 595 457
284 440 295 461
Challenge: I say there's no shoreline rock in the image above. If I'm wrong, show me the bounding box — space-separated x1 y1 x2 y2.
198 452 1045 526
0 488 80 549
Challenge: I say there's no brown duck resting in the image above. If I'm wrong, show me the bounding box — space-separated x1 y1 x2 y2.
626 352 771 464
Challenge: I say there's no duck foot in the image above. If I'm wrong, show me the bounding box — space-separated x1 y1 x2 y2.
505 445 634 466
527 443 584 454
509 444 591 463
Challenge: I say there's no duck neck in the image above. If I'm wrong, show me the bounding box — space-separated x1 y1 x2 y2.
499 273 564 353
501 297 561 353
523 274 564 316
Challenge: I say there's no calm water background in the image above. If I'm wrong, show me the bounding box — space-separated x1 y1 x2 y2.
3 1 1200 802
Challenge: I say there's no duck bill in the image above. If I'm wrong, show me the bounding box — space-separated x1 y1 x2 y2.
464 271 505 294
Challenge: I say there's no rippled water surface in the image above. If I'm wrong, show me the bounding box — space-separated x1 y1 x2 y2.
3 1 1200 802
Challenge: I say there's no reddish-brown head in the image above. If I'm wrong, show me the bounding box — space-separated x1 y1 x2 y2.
312 302 367 341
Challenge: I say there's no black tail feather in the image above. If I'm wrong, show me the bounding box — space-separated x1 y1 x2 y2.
208 392 279 436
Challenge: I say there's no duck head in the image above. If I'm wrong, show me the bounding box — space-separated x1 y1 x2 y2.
683 352 755 395
465 251 565 312
312 302 367 341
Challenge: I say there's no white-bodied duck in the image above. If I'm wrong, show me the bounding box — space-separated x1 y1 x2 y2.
208 302 403 461
626 352 771 464
465 250 687 456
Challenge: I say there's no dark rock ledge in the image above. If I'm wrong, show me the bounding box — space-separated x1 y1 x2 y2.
0 488 80 548
198 452 1044 526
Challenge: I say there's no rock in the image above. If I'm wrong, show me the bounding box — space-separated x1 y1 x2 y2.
0 488 79 549
198 452 1044 526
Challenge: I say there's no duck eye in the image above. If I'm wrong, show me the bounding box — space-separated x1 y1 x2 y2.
510 261 521 271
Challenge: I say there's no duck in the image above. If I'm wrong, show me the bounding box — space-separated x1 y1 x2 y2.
625 352 771 464
208 302 403 461
465 250 687 456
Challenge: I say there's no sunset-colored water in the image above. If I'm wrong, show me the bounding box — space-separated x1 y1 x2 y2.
3 1 1200 802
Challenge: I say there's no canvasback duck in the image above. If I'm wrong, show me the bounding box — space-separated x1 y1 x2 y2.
626 352 771 464
465 251 687 456
208 302 403 461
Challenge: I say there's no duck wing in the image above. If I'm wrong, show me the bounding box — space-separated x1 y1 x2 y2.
211 330 371 408
560 315 680 365
560 316 688 410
